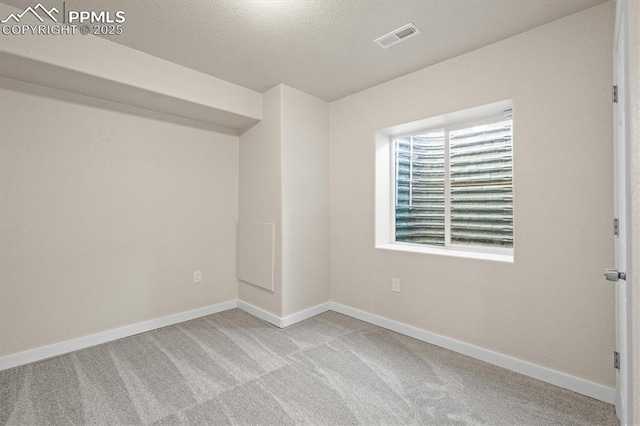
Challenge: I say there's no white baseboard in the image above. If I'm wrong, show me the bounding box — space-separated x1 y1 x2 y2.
281 302 332 327
237 300 283 327
0 297 616 406
236 300 331 328
0 299 238 371
329 302 616 405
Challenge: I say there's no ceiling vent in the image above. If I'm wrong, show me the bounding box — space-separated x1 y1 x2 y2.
374 23 421 49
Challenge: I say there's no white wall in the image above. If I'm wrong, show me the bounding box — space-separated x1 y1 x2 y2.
238 86 283 316
238 85 330 318
329 2 615 388
281 85 330 316
0 78 239 357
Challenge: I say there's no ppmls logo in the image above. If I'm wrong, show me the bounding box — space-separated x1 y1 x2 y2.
1 2 125 36
1 3 58 23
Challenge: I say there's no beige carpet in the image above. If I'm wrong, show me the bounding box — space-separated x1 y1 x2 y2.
0 309 618 425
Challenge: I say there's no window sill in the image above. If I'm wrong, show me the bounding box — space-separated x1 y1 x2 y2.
375 243 514 263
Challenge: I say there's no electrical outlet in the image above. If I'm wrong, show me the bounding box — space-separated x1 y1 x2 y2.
193 270 202 283
392 278 400 293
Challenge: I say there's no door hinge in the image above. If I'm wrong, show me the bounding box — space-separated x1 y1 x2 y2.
614 218 619 236
614 351 620 370
613 85 618 103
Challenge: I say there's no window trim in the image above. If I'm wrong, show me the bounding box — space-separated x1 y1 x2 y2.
376 242 514 263
376 100 514 262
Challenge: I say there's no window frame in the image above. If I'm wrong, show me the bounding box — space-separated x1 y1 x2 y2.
389 112 514 258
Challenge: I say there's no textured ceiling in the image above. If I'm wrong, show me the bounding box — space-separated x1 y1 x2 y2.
2 0 607 101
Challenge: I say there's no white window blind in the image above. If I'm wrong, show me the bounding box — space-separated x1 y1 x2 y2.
394 117 513 251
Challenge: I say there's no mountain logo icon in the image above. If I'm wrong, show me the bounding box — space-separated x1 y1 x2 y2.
1 3 59 24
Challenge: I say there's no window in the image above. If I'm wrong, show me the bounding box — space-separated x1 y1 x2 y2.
375 100 513 261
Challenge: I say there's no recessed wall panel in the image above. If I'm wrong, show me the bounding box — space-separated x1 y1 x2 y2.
238 221 274 292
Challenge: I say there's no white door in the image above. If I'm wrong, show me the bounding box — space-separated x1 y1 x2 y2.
609 0 631 423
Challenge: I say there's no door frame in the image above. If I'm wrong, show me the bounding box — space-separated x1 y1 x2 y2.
613 0 632 424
